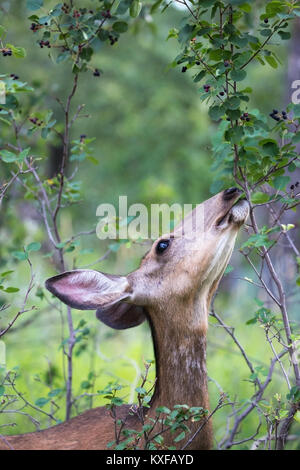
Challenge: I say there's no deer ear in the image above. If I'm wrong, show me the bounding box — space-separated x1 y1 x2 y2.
96 303 146 330
45 270 146 330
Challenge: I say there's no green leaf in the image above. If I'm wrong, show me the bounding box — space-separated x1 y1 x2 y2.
12 251 28 261
1 270 14 277
4 287 20 293
0 385 5 396
35 397 50 407
239 3 252 13
116 0 133 15
26 0 43 10
151 0 163 13
48 388 62 398
156 406 171 414
111 397 124 406
251 192 270 204
18 148 30 161
230 69 247 82
130 0 142 18
174 431 185 442
226 126 244 144
209 105 225 121
272 175 290 191
112 21 128 33
193 70 206 83
178 24 194 43
0 150 17 163
224 264 234 275
278 31 291 40
209 49 224 61
292 133 300 144
81 380 92 390
265 55 278 68
225 96 241 110
26 242 41 252
259 140 279 157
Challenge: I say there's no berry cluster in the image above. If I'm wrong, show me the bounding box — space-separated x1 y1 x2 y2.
102 10 112 18
181 66 187 73
203 84 211 92
93 69 101 77
29 116 43 126
240 112 250 122
290 182 299 190
62 2 70 13
108 34 118 45
10 73 19 80
30 23 43 32
269 109 287 121
73 10 81 18
1 48 12 57
39 40 51 48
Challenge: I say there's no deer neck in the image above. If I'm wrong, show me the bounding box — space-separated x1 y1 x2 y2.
147 291 210 413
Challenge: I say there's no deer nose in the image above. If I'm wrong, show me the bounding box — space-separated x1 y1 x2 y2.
223 187 241 200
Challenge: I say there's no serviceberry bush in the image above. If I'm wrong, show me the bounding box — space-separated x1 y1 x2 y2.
161 0 300 449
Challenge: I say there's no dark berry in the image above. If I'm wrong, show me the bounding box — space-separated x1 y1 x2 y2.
181 66 187 73
224 60 230 67
226 117 231 121
196 61 200 65
93 69 100 77
295 181 299 187
290 185 295 190
102 10 111 18
246 117 250 122
219 91 225 96
273 109 278 114
264 18 269 23
2 48 12 57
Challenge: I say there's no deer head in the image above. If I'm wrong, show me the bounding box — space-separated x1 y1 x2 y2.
45 188 249 334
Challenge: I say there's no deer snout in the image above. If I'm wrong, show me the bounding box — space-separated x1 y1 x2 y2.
223 187 242 200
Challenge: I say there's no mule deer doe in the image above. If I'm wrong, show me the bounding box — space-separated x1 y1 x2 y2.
1 188 249 450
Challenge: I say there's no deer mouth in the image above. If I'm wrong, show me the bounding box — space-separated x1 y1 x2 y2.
216 199 249 228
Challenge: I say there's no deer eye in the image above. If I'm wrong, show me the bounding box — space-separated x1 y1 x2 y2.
156 239 170 254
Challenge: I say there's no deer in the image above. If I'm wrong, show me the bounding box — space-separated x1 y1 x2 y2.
0 187 249 450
